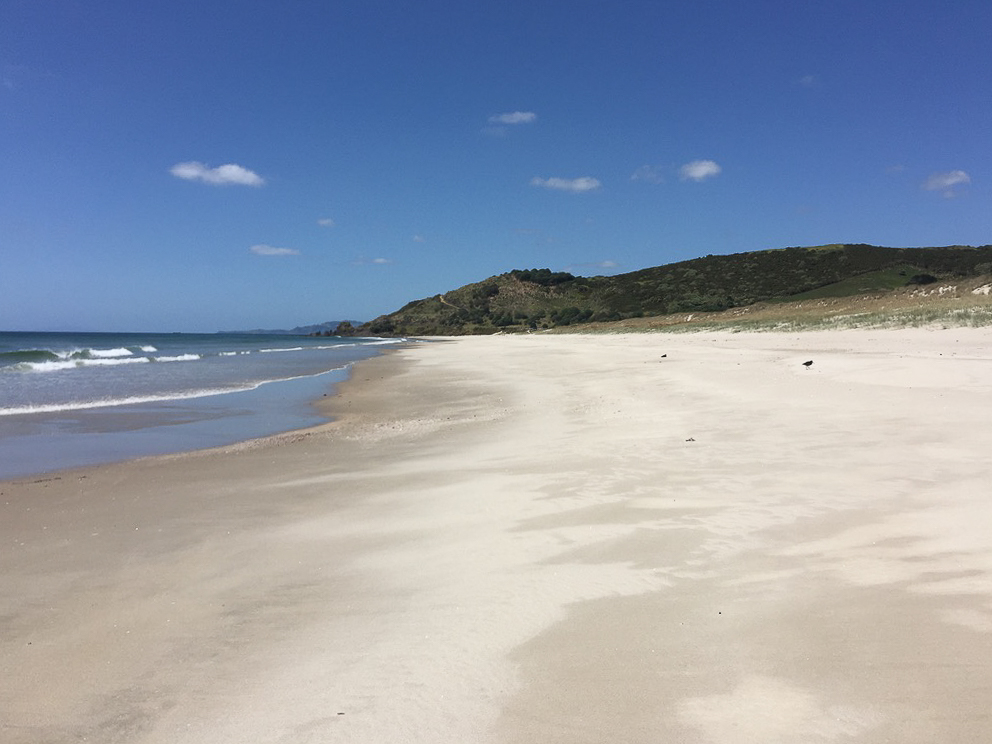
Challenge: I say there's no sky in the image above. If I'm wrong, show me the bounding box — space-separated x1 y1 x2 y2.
2 0 991 332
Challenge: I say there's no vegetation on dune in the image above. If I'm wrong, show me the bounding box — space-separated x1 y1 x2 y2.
340 244 992 336
567 277 992 334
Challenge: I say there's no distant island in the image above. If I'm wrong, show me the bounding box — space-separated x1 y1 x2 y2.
336 243 992 336
222 321 362 336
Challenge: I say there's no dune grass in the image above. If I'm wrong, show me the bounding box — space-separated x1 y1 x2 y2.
559 278 992 334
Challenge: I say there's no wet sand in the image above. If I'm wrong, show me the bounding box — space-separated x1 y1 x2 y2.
2 330 991 742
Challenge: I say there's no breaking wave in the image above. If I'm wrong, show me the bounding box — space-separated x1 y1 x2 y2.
0 365 350 416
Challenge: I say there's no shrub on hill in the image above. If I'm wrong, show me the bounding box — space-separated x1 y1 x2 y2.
510 269 577 287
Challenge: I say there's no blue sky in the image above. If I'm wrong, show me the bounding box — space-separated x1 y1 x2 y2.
2 0 990 332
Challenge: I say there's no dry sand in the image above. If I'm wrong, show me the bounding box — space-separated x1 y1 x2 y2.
2 329 992 743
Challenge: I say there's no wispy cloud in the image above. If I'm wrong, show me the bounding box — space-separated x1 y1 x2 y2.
489 111 536 125
250 244 299 256
923 169 970 196
170 161 265 187
530 176 602 193
566 260 620 273
631 165 664 184
413 235 425 243
679 160 722 182
317 218 335 227
798 74 816 87
351 256 392 265
513 228 557 244
1 63 55 91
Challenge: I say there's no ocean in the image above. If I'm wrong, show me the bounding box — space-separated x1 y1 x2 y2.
0 331 404 480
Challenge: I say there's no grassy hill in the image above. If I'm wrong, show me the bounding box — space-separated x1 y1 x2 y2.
347 244 992 336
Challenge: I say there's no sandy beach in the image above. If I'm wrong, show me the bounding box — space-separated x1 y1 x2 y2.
3 329 992 743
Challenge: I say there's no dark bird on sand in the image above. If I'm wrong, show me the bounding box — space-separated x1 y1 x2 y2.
802 360 813 368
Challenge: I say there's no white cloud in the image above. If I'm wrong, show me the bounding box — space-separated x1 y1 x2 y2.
317 218 335 227
2 64 58 91
679 160 722 182
170 161 265 186
631 165 664 184
250 244 299 256
566 259 620 274
351 256 392 265
530 176 602 193
489 111 536 124
798 74 815 87
1 64 32 90
372 257 391 264
923 169 970 195
513 228 557 244
413 235 425 243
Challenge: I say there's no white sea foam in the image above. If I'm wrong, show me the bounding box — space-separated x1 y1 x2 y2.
86 357 150 366
153 354 201 363
88 347 134 358
0 364 351 416
256 339 404 354
23 357 151 372
140 345 158 352
311 339 406 349
0 387 247 416
20 360 79 372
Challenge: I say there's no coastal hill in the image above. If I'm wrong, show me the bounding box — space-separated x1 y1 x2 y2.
344 244 992 336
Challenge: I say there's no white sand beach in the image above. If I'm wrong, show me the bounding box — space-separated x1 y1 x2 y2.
2 329 992 743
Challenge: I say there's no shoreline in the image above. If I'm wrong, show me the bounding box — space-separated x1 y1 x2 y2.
3 329 992 742
0 346 410 488
0 342 408 481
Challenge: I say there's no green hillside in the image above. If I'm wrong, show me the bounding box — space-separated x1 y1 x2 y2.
347 244 992 336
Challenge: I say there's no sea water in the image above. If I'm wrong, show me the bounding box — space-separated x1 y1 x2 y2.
0 331 403 479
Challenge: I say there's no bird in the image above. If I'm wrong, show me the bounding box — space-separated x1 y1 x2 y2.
802 360 813 368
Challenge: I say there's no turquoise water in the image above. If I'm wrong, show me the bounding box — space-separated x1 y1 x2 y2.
0 331 403 479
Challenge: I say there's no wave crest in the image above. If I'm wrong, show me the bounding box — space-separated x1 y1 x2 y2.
85 347 134 359
20 357 152 372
